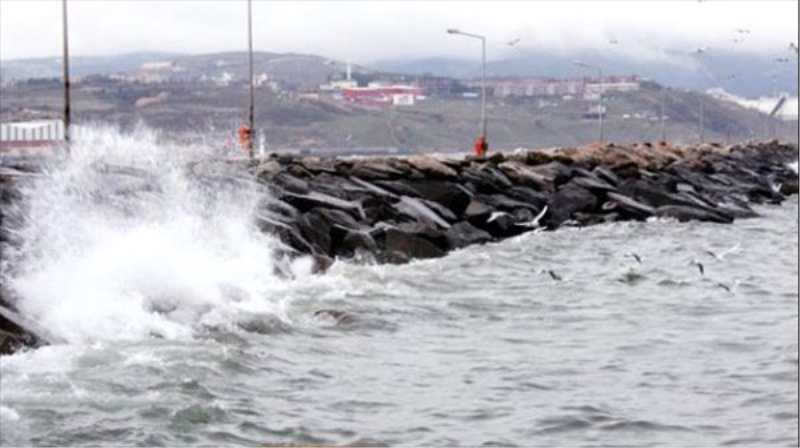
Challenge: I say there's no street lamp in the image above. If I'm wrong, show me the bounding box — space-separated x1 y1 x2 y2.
447 28 487 155
689 48 710 142
246 0 255 160
62 0 71 148
574 60 603 143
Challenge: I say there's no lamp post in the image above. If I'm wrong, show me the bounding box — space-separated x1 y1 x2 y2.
246 0 255 160
447 28 487 154
62 0 71 149
689 48 710 142
574 60 603 143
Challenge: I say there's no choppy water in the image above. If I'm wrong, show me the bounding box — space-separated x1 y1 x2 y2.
1 129 798 447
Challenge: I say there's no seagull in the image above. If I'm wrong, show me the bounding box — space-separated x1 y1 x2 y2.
692 46 709 54
716 280 740 294
548 270 562 281
609 38 618 45
508 37 522 46
705 243 741 260
487 211 509 223
516 205 548 229
627 253 643 264
689 259 705 276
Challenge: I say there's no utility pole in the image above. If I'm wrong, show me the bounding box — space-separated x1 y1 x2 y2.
62 0 71 149
247 0 255 160
447 29 488 156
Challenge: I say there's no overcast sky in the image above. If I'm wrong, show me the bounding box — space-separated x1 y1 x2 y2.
1 0 797 64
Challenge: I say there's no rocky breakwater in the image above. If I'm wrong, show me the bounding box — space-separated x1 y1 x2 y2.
251 140 797 266
0 140 797 355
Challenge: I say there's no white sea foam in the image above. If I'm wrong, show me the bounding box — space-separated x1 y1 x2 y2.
0 405 20 422
1 126 305 344
789 160 798 175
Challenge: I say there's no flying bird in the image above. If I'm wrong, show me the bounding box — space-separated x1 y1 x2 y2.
516 205 549 229
627 253 643 264
734 28 751 34
689 259 705 276
548 270 562 281
508 37 522 46
609 38 618 45
715 280 740 294
705 243 740 260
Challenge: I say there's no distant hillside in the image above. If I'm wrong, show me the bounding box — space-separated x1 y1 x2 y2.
1 51 374 91
370 50 799 98
4 49 796 98
2 77 795 153
0 52 182 81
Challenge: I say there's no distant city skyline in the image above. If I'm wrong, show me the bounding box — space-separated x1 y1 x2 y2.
1 0 797 66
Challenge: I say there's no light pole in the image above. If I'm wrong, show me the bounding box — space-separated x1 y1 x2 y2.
447 28 487 154
246 0 255 160
689 48 710 142
62 0 71 149
574 60 603 143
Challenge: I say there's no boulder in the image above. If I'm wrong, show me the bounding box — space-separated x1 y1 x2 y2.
383 227 447 260
545 182 598 228
406 155 459 180
654 205 733 224
444 221 493 249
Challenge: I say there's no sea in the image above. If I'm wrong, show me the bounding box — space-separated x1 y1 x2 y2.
1 127 798 447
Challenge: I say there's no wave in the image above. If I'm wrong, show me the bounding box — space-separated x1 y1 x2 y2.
1 126 318 344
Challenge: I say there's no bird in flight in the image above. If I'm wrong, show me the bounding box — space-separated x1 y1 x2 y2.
508 37 522 46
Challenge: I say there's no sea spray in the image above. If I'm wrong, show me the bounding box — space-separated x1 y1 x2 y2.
0 126 312 344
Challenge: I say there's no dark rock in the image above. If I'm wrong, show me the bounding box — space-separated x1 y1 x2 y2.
271 172 309 194
545 182 598 228
405 180 473 218
604 192 655 219
349 161 408 180
372 180 424 198
591 165 620 186
444 221 493 249
463 199 494 225
339 230 378 258
503 186 550 209
392 196 451 229
416 197 458 223
383 227 447 260
475 193 540 213
1 300 55 356
348 176 400 201
406 155 459 180
654 205 734 223
281 190 364 220
498 160 555 190
299 211 333 255
571 175 617 192
779 178 798 196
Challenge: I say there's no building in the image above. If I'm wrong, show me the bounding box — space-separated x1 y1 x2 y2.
0 120 66 152
340 84 423 106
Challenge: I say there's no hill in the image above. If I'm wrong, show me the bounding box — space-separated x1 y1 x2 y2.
1 76 795 153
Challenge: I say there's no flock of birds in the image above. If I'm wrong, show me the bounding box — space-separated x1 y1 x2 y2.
505 29 798 58
537 236 744 296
